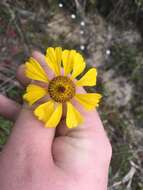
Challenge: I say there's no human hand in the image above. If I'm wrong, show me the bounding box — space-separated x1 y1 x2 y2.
0 51 112 190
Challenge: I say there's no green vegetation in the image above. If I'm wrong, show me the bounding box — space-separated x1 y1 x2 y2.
0 117 12 149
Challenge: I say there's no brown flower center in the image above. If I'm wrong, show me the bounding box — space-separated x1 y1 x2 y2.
48 76 76 103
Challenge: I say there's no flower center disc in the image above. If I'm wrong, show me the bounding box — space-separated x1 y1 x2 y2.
48 76 76 103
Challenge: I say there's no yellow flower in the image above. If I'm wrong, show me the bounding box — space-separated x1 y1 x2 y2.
23 47 102 128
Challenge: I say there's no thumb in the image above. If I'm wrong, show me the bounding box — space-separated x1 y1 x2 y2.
2 107 55 159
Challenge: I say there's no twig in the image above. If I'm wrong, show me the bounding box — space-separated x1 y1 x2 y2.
74 0 86 17
110 166 136 189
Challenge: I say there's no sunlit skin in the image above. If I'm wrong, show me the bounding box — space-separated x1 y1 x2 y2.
0 51 112 190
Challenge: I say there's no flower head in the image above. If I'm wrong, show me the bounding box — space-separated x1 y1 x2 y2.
23 47 102 128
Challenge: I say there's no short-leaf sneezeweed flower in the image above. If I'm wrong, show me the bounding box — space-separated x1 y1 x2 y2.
23 47 102 128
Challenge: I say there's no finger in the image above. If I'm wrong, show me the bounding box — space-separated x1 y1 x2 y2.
17 108 55 155
2 108 55 162
56 98 112 164
32 51 54 79
0 94 21 121
16 64 30 86
72 99 105 132
57 102 106 137
16 51 54 87
14 51 56 153
57 86 106 136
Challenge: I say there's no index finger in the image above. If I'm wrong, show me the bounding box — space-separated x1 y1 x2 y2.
16 51 54 87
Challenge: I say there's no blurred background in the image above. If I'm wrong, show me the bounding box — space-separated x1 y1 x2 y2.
0 0 143 189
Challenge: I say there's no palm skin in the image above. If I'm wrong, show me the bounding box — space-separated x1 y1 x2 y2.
0 51 112 190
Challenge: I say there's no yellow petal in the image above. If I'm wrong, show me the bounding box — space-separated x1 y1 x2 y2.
72 53 86 78
75 93 102 110
66 102 83 128
62 50 76 75
25 57 49 82
34 101 54 123
46 103 62 128
45 47 62 75
55 47 62 68
76 68 97 86
23 84 47 105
